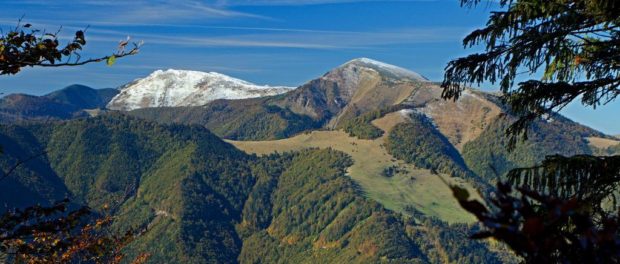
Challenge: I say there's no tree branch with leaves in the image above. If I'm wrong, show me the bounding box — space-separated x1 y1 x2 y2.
0 19 142 75
0 200 149 264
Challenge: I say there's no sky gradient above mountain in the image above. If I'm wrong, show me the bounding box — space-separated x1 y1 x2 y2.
1 0 618 134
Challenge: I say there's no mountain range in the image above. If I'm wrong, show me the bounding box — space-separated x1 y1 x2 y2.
0 84 118 123
0 58 618 263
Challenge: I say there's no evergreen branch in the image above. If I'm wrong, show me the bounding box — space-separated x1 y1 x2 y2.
507 155 620 213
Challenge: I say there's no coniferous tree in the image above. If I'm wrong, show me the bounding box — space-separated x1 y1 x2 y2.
442 0 620 262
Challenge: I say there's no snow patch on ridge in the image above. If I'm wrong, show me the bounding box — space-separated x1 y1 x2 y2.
347 58 429 81
399 109 416 119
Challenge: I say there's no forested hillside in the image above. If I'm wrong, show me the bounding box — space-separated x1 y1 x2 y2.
130 97 320 140
0 114 509 263
460 114 605 184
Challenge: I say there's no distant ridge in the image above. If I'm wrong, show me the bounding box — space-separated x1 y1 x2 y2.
0 84 118 123
45 84 118 109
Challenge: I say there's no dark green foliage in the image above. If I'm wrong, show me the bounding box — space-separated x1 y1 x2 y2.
238 149 427 263
0 125 67 210
386 114 475 181
47 114 253 263
129 98 321 140
179 175 242 263
382 166 397 178
238 154 294 237
340 105 407 139
508 155 620 217
405 215 513 264
0 114 254 263
461 115 597 184
346 122 383 139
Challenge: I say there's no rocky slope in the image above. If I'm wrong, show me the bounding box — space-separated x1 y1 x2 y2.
276 58 429 128
107 69 293 111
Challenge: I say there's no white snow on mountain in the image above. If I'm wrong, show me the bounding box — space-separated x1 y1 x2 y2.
107 69 294 111
320 57 429 100
345 58 429 81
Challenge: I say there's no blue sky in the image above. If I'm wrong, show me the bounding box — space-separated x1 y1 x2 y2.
0 0 618 134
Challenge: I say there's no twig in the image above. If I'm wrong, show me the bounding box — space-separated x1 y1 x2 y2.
21 49 139 68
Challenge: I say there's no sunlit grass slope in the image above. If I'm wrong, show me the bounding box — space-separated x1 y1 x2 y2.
229 112 477 223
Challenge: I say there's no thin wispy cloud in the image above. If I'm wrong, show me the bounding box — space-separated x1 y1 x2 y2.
104 1 269 23
212 0 437 6
2 0 268 25
80 26 467 50
1 17 465 51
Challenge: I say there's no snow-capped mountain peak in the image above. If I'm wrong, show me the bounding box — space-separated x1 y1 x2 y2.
107 69 294 111
343 58 428 81
318 58 428 101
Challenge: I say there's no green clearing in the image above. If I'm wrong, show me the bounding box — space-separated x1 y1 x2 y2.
229 112 478 223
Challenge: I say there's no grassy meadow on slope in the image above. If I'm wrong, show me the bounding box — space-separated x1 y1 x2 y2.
230 112 478 223
239 149 507 264
587 136 620 155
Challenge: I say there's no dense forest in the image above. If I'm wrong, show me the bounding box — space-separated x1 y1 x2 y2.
340 105 408 139
461 115 603 184
0 114 511 263
129 97 321 140
385 113 480 182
